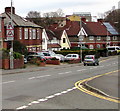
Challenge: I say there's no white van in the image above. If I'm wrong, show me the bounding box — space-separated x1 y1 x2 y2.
106 46 120 54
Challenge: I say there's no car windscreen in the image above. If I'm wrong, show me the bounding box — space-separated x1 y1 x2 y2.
85 56 94 59
107 48 115 50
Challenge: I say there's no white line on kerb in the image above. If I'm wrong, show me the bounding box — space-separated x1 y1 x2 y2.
0 80 15 85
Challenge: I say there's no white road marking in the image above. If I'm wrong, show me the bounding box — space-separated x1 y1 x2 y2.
28 75 51 80
28 77 35 80
58 71 72 75
54 93 62 96
31 101 39 104
46 95 55 99
77 69 86 72
61 91 68 94
1 80 15 85
36 75 51 78
16 87 76 110
65 71 72 74
16 105 28 110
38 98 48 102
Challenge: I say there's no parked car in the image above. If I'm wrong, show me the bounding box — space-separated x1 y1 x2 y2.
83 55 99 66
65 54 80 61
24 57 27 64
106 46 120 54
26 55 46 62
55 54 65 62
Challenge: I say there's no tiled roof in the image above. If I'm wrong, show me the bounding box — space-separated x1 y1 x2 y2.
53 29 63 40
2 12 43 28
84 22 111 36
46 30 56 40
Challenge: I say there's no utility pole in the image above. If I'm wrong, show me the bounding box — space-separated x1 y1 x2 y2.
67 15 83 62
9 0 14 69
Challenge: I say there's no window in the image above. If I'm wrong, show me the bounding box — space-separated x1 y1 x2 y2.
113 36 117 40
29 28 32 39
19 28 22 40
107 36 110 40
24 28 28 39
37 29 40 39
63 38 66 43
97 44 100 48
97 36 101 40
89 36 94 40
89 44 94 49
33 29 36 39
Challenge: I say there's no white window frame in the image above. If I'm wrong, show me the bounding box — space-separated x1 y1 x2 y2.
37 28 40 39
113 36 117 40
107 36 110 41
24 28 28 39
29 28 32 39
89 44 94 49
97 36 101 41
32 29 36 39
19 27 22 40
89 36 94 40
97 44 101 48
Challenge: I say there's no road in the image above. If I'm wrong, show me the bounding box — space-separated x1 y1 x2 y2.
2 56 119 110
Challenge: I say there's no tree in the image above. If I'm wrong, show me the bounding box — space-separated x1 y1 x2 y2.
26 11 41 18
104 9 120 33
26 9 65 28
43 9 64 17
13 40 28 56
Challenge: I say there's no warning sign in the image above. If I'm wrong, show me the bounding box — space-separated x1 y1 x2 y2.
6 21 14 41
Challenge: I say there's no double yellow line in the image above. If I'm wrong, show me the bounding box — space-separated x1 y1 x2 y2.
75 70 120 103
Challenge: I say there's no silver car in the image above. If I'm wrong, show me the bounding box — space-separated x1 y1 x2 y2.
83 55 99 66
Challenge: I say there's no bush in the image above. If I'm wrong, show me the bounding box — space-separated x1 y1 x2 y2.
13 52 22 59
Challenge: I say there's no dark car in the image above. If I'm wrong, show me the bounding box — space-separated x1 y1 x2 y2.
83 55 99 66
27 55 46 62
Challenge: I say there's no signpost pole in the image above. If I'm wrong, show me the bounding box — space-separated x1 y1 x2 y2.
10 0 14 69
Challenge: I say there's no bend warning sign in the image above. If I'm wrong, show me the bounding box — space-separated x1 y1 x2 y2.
6 21 14 41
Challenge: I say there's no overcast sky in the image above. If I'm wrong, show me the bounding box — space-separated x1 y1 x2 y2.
0 0 119 17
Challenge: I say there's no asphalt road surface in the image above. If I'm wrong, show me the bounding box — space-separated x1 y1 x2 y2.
2 56 119 110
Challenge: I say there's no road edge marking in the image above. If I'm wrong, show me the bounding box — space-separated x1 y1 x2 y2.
75 70 120 103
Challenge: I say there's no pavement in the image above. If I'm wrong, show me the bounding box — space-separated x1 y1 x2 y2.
1 56 119 100
84 71 119 100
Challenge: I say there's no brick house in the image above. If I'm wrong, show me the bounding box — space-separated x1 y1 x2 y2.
1 7 43 52
0 14 5 49
48 18 120 49
46 29 71 51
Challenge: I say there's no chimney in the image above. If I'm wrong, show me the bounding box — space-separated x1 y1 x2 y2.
81 18 86 22
97 19 104 23
5 7 15 14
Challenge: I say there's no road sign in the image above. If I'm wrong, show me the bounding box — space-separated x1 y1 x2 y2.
6 21 14 41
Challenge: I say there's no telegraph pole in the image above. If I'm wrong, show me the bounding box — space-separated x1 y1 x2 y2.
10 0 14 69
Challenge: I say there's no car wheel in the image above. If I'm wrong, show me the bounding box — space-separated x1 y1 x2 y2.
84 63 86 66
97 63 99 65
